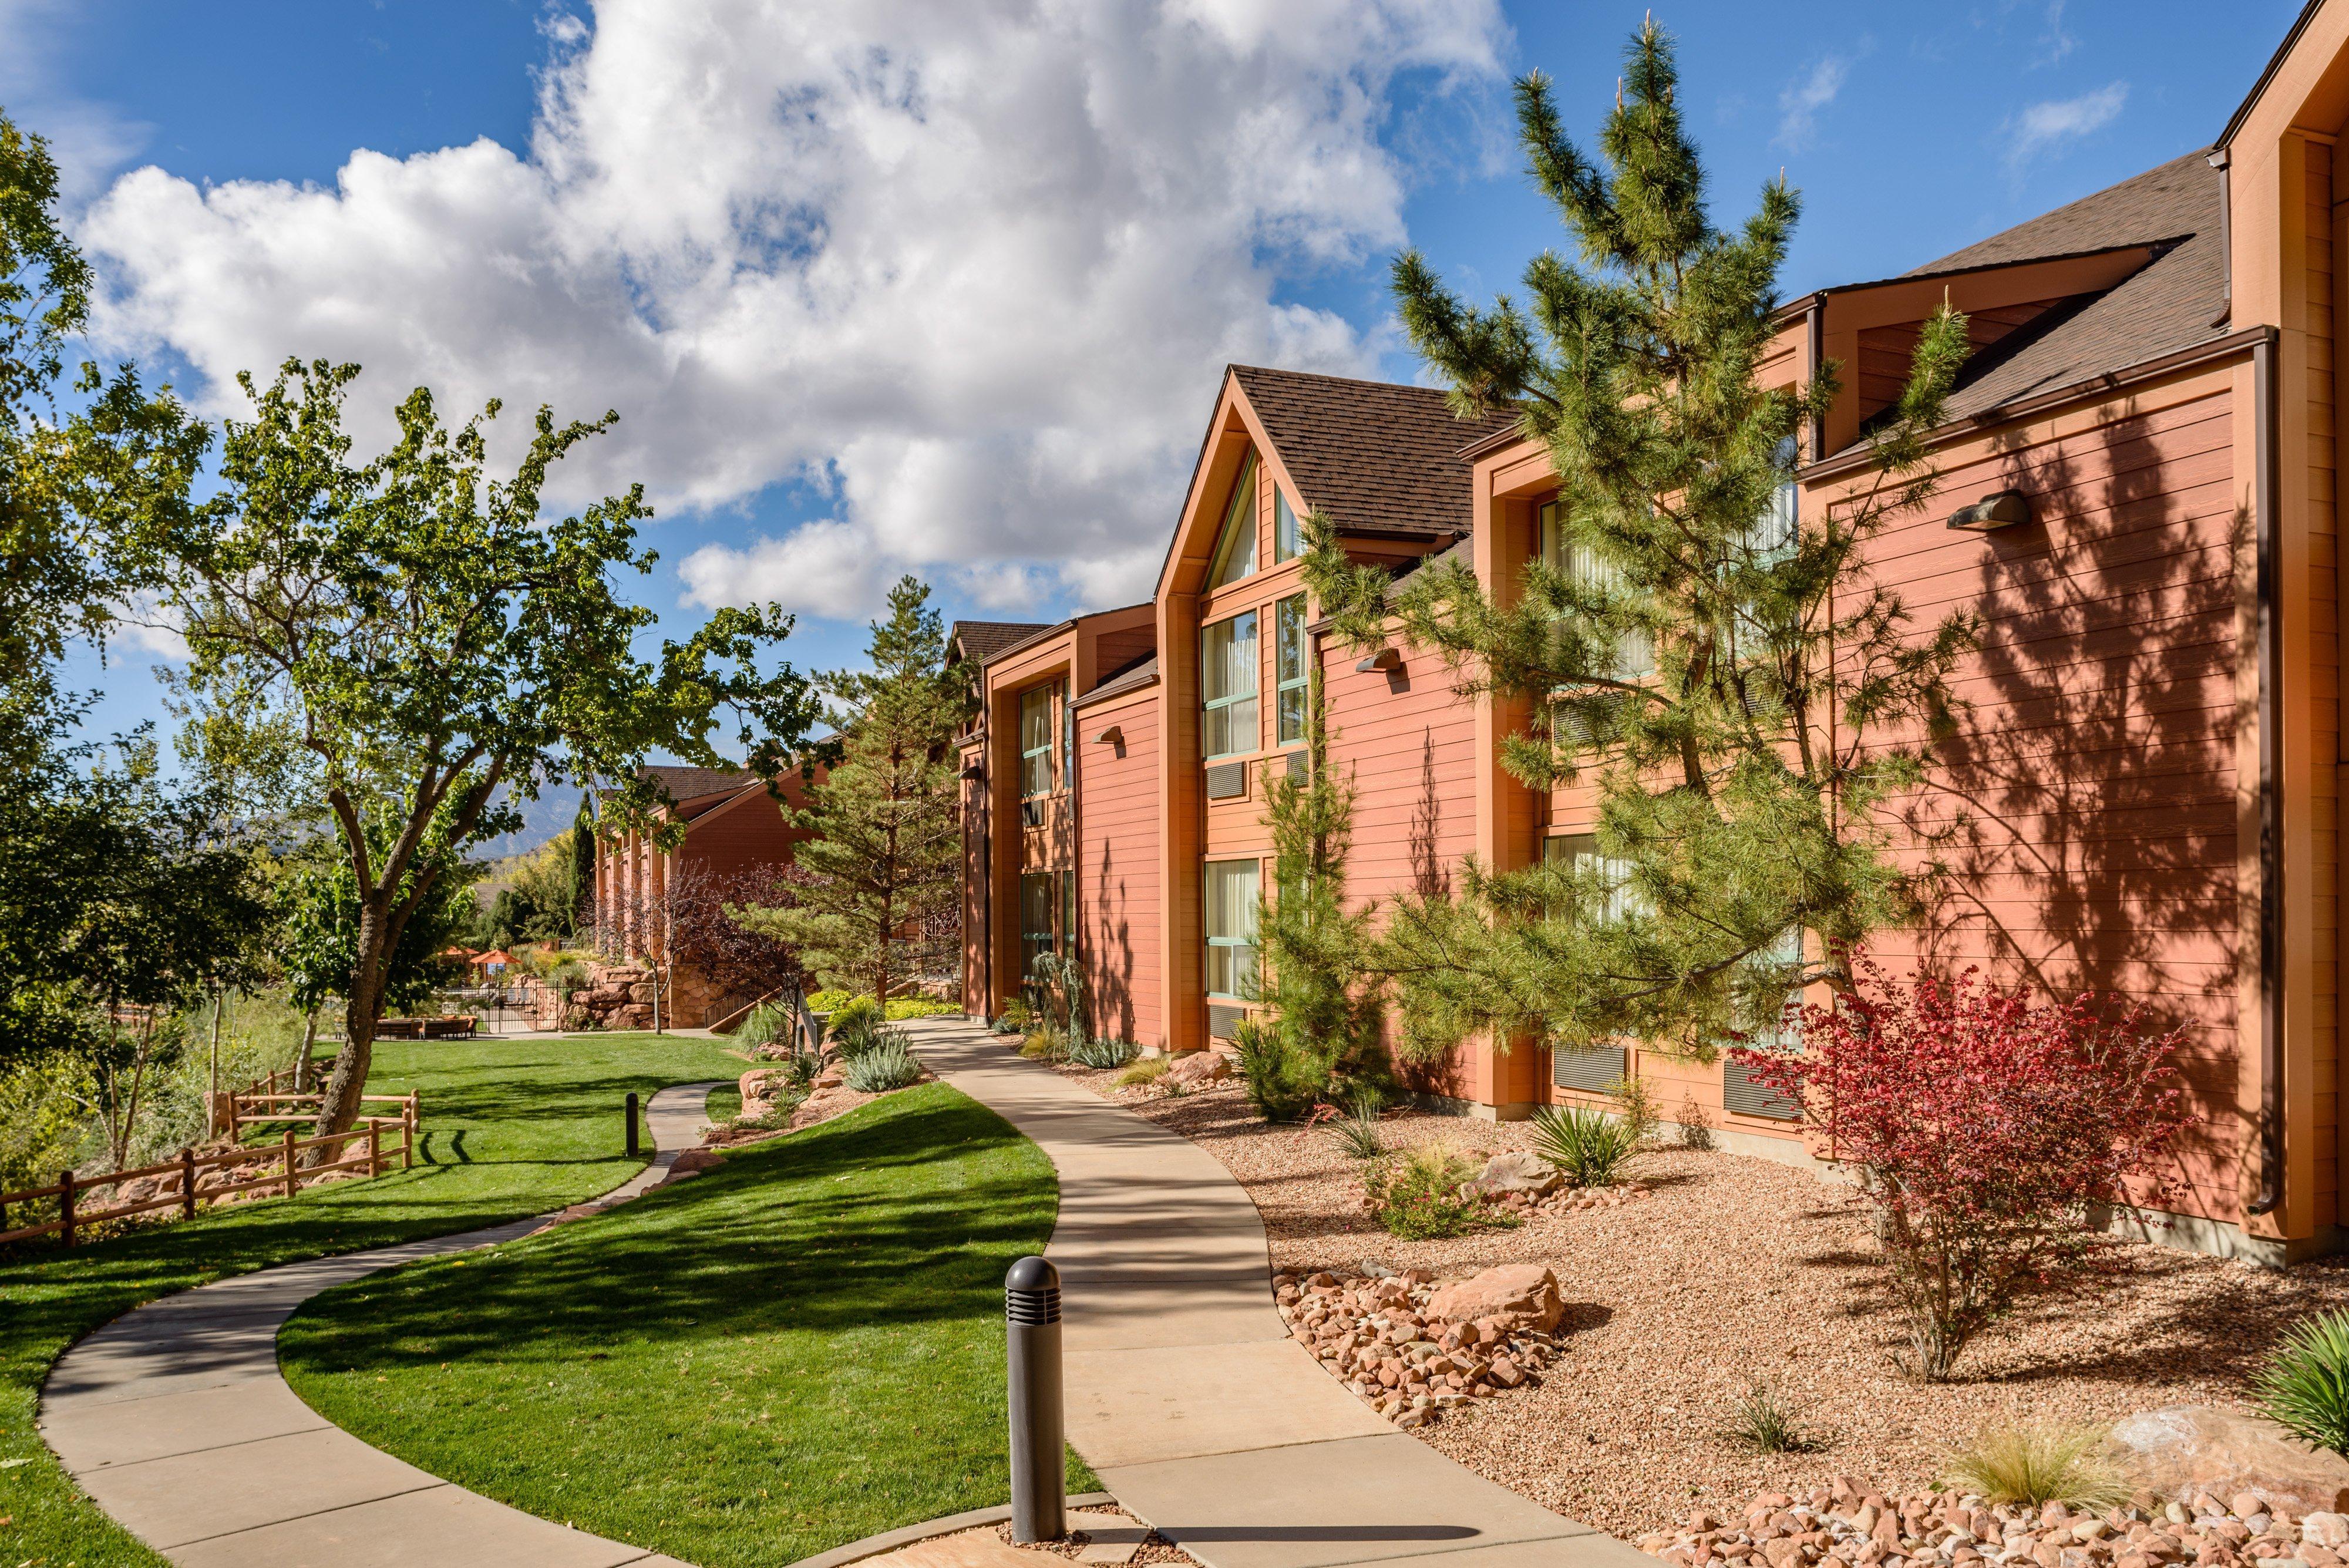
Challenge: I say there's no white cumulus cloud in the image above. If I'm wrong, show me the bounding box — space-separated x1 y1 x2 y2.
1775 53 1851 152
2005 81 2127 168
80 0 1507 620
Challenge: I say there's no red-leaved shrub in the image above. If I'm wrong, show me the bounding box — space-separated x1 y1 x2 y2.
1732 950 2194 1381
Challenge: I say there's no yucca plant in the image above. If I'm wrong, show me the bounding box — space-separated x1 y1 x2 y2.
842 1034 923 1093
1718 1382 1816 1455
2255 1310 2349 1456
1938 1421 2126 1509
1321 1090 1387 1161
1530 1102 1638 1187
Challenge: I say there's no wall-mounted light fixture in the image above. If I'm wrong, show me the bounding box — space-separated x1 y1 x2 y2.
1091 725 1123 746
958 762 985 780
1355 648 1402 674
1947 490 2032 531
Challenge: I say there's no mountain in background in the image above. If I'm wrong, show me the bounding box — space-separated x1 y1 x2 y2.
473 784 590 861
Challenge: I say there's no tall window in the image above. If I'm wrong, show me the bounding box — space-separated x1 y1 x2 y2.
1019 872 1055 985
1538 500 1653 678
1746 436 1799 565
1201 610 1258 759
1204 859 1260 1000
1274 594 1309 746
1209 452 1258 588
1746 926 1806 1051
1544 832 1638 922
1273 487 1303 563
1019 685 1055 798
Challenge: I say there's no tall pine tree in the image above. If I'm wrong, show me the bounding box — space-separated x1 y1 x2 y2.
735 577 965 1003
1304 21 1974 1061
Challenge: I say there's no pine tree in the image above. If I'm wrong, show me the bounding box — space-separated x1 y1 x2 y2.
1303 21 1974 1061
734 577 966 1003
1234 665 1391 1120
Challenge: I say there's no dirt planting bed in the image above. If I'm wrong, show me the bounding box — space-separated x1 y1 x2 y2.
1052 1061 2349 1541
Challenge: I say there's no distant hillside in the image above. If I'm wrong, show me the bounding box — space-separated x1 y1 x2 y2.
473 785 589 860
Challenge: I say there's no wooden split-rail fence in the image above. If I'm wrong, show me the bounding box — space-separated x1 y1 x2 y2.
0 1090 420 1249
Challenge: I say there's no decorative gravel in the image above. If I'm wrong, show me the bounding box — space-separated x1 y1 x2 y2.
1052 1063 2349 1540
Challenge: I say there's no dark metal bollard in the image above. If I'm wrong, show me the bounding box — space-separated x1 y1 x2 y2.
1005 1255 1065 1543
625 1092 640 1158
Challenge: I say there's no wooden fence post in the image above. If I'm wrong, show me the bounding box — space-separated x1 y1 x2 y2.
404 1095 418 1169
366 1118 381 1178
181 1148 197 1220
59 1169 76 1247
281 1129 298 1200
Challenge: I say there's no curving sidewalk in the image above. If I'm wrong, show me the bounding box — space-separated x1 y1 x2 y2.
899 1018 1649 1568
36 1082 723 1568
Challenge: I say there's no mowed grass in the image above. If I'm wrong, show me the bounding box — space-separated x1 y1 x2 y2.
281 1082 1089 1567
0 1031 741 1567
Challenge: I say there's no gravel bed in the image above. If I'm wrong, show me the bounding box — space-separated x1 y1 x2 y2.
1051 1061 2349 1540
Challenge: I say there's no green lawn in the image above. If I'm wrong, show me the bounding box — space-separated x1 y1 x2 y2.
281 1082 1090 1567
0 1031 741 1568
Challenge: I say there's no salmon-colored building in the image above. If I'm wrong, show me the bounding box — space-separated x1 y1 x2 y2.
593 763 816 1025
960 2 2349 1264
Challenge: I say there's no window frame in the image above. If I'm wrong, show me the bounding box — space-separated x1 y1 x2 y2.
1273 486 1303 563
1203 857 1261 1001
1019 684 1055 799
1274 593 1310 747
1537 500 1653 679
1200 609 1260 761
1019 871 1056 988
1207 452 1260 588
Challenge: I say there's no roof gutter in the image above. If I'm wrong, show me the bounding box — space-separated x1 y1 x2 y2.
1806 292 1828 463
2248 328 2286 1217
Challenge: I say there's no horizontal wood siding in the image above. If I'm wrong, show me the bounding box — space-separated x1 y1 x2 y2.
1853 380 2243 1224
1079 691 1163 1050
1320 638 1479 907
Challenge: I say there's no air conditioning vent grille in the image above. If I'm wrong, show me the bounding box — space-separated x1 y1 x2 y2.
1204 762 1247 800
1723 1057 1798 1120
1552 1044 1627 1093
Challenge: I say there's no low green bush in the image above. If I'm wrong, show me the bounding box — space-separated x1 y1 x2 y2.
2256 1309 2349 1455
842 1034 923 1093
1068 1034 1135 1070
807 989 961 1021
1233 1018 1327 1122
826 995 882 1041
1530 1102 1639 1188
1362 1146 1513 1240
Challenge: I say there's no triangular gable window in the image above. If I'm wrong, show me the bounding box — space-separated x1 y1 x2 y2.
1207 451 1258 588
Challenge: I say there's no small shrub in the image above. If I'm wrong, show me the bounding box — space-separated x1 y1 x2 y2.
842 1034 923 1093
716 1090 806 1134
1363 1145 1512 1240
1604 1073 1660 1146
737 1000 792 1049
1321 1098 1386 1162
781 1044 825 1088
1530 1102 1638 1188
1678 1092 1717 1152
1937 1421 2126 1509
1159 1077 1193 1099
1234 1017 1328 1123
826 994 883 1041
1069 1034 1136 1070
2254 1309 2349 1456
1718 1382 1816 1454
1734 949 2195 1381
991 998 1035 1035
1115 1056 1170 1088
1018 1027 1071 1063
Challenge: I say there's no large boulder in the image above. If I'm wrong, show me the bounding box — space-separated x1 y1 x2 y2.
1165 1051 1234 1086
1425 1265 1563 1333
1472 1152 1560 1197
2104 1406 2349 1515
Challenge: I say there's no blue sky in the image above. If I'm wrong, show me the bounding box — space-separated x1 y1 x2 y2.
5 0 2296 767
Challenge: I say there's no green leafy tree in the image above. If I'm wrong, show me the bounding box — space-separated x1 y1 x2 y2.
0 109 213 1068
733 576 964 1004
278 818 480 1019
1304 22 1974 1061
568 794 597 933
153 358 823 1137
1233 664 1390 1120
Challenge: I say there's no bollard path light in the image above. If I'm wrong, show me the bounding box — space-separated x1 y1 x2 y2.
625 1091 640 1158
1005 1254 1066 1543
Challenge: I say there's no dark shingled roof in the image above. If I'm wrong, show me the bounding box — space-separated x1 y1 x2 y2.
950 620 1052 664
1882 149 2227 433
640 763 758 815
1231 366 1513 538
1076 652 1159 708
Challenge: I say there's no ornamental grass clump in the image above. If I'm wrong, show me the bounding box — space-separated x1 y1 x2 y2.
2254 1309 2349 1456
1733 949 2193 1382
1114 1056 1169 1088
737 1000 791 1051
1937 1421 2126 1509
1718 1382 1817 1455
1530 1102 1638 1188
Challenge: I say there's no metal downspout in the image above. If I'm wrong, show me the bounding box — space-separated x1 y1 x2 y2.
2249 331 2286 1216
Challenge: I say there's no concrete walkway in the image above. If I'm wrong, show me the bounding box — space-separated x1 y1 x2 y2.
38 1082 724 1568
899 1018 1648 1568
